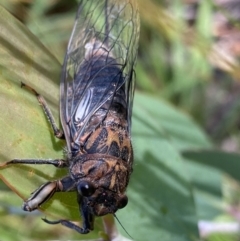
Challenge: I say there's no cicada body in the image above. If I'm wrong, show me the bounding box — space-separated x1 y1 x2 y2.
2 0 139 235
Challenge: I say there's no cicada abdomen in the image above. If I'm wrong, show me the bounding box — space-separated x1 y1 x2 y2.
1 0 139 235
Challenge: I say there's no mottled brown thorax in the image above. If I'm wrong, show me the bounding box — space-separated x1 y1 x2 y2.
83 109 133 168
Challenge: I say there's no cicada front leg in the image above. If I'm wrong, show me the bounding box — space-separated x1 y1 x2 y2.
23 176 76 211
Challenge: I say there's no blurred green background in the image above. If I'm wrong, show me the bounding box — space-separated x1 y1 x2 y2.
1 0 240 240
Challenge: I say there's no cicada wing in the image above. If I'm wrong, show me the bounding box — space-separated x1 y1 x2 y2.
60 0 140 154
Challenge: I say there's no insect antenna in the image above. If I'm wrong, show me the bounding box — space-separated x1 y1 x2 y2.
113 213 133 239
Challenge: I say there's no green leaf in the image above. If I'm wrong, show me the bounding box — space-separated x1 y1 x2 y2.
0 5 212 241
133 93 212 151
182 150 240 221
183 150 240 183
0 5 61 203
183 157 223 220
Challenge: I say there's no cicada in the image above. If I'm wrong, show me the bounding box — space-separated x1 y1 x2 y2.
1 0 139 235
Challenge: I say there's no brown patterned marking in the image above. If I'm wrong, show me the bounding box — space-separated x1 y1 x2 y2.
70 154 130 193
121 146 129 162
84 126 132 163
84 128 108 154
109 141 120 157
109 172 116 190
118 133 123 145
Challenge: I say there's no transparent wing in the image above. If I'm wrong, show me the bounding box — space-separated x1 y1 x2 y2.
60 0 140 153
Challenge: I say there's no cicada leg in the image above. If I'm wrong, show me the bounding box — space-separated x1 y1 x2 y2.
23 176 76 211
41 193 94 234
0 158 67 168
25 176 93 234
1 160 92 234
42 217 91 234
21 82 64 139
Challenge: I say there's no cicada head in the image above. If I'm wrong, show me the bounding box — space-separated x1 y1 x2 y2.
78 183 128 216
70 154 131 216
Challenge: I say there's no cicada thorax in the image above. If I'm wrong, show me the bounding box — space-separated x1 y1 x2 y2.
68 41 133 216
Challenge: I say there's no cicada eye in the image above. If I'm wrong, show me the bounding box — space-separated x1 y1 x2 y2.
78 181 95 197
118 195 128 209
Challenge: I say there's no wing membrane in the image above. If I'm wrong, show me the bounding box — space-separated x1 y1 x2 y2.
60 0 139 154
